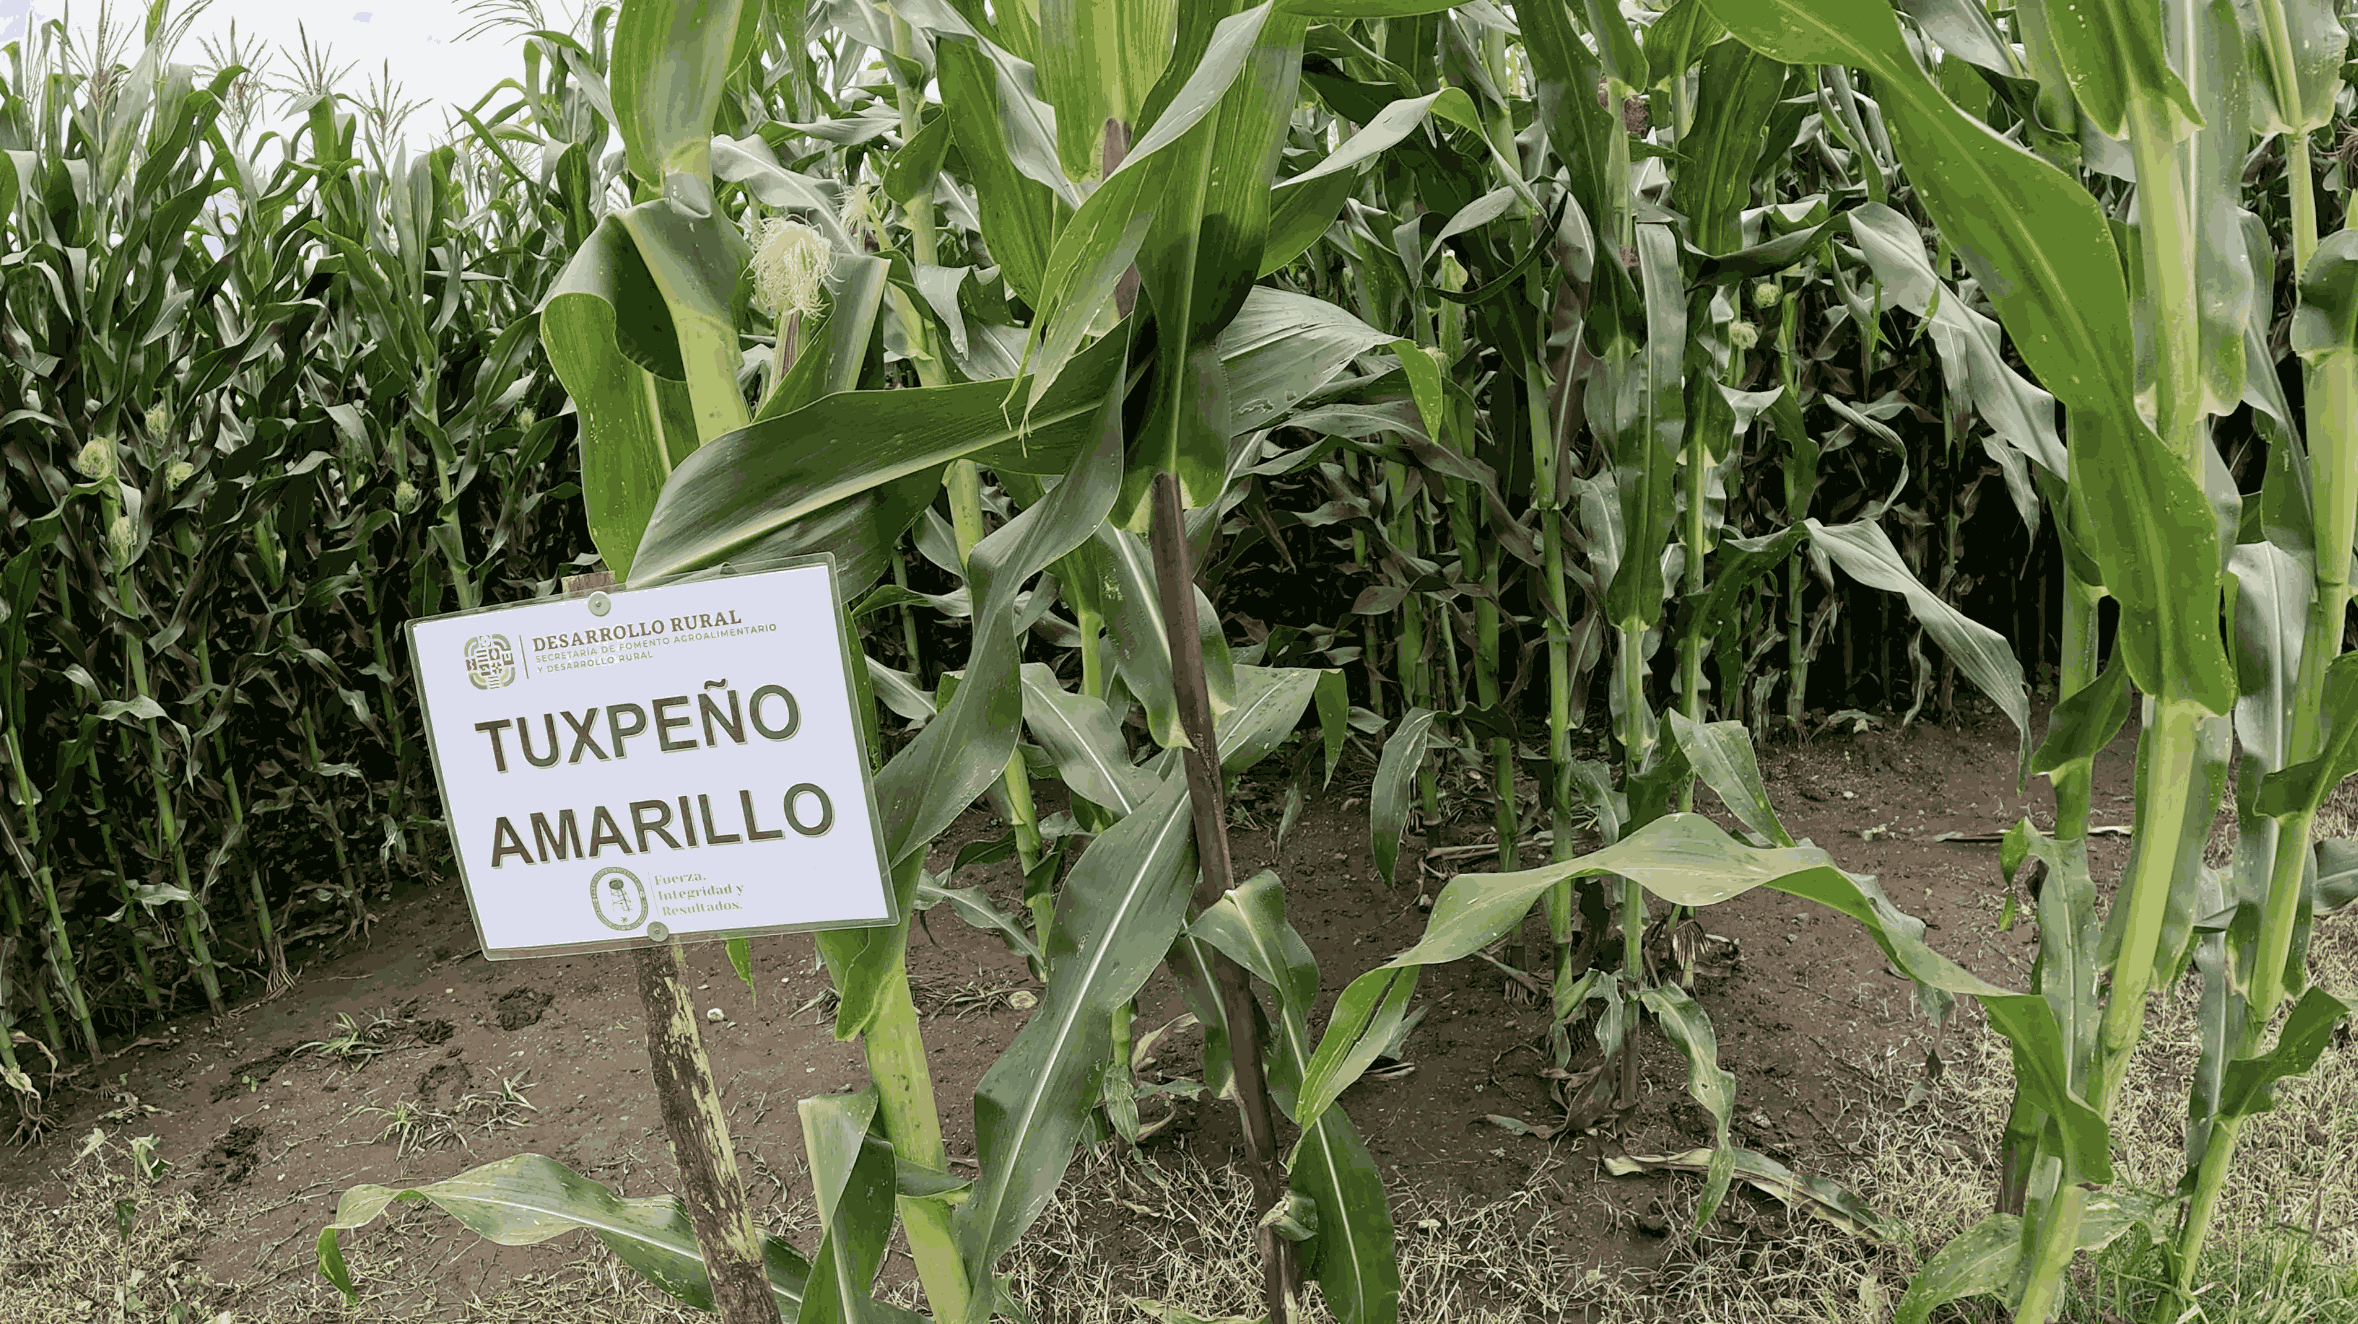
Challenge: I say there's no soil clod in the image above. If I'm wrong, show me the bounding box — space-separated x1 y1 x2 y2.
194 1125 264 1193
416 1058 471 1104
494 987 554 1031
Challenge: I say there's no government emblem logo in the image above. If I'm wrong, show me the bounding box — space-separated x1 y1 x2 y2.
590 866 649 931
463 633 516 689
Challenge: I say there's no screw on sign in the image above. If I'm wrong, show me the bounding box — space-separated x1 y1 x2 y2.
401 560 895 1323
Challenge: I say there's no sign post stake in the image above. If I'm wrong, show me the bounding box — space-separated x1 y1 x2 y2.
563 571 773 1323
634 935 774 1321
407 557 897 1320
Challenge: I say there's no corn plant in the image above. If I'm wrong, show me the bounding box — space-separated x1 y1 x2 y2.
1679 2 2356 1320
1 5 586 1068
317 1 1394 1319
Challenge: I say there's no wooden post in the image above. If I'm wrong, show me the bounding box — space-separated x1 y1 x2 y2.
566 571 773 1323
1146 474 1297 1322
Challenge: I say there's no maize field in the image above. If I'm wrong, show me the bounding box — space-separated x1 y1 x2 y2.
2 0 2355 1321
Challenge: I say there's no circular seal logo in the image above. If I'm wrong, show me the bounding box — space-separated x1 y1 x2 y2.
590 866 649 931
463 633 517 690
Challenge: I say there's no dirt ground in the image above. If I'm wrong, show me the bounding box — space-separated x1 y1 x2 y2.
3 702 2347 1322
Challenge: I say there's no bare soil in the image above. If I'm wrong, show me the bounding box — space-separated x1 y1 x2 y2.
0 706 2157 1319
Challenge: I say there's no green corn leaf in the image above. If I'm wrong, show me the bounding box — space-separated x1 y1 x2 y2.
881 111 957 209
934 36 1067 306
1601 227 1686 632
1217 666 1333 775
1669 41 1788 255
1580 0 1650 90
1166 933 1239 1099
2178 881 2247 1167
2292 235 2358 590
1 148 22 230
758 255 891 422
1219 289 1396 433
710 136 855 251
2227 542 2314 773
2314 838 2358 914
1900 0 2020 78
1803 519 2031 764
1185 866 1420 1324
1521 0 1624 250
1190 870 1321 1035
2190 0 2256 418
609 196 752 444
635 282 1379 586
1090 524 1237 749
316 1154 810 1315
1019 662 1159 814
2013 824 2103 1103
2217 985 2353 1120
1126 6 1306 517
916 876 1046 967
958 774 1198 1270
1643 0 1729 84
1390 341 1445 444
1370 707 1441 887
2254 653 2358 817
871 380 1128 871
1639 984 1736 1233
1315 669 1350 787
2239 223 2307 537
2031 650 2134 780
2292 231 2358 361
1261 91 1478 275
2039 0 2201 138
1294 966 1420 1142
902 0 1080 204
726 936 756 1007
1664 711 1794 848
2237 0 2350 136
630 323 1130 584
821 399 1126 1038
1290 1108 1400 1324
1895 1187 2173 1321
818 856 924 1044
610 0 760 184
1308 813 2114 1182
798 1089 915 1323
1279 0 1466 13
1845 202 2065 479
539 214 702 580
1894 1212 2021 1323
1675 524 1809 708
1037 0 1175 179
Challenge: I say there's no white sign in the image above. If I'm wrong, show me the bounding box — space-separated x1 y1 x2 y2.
406 558 895 959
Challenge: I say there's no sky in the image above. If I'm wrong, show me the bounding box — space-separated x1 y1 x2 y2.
3 0 588 145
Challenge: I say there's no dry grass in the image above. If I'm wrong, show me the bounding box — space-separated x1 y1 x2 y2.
0 1135 217 1322
353 1071 542 1158
993 1143 1596 1323
911 971 1038 1019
